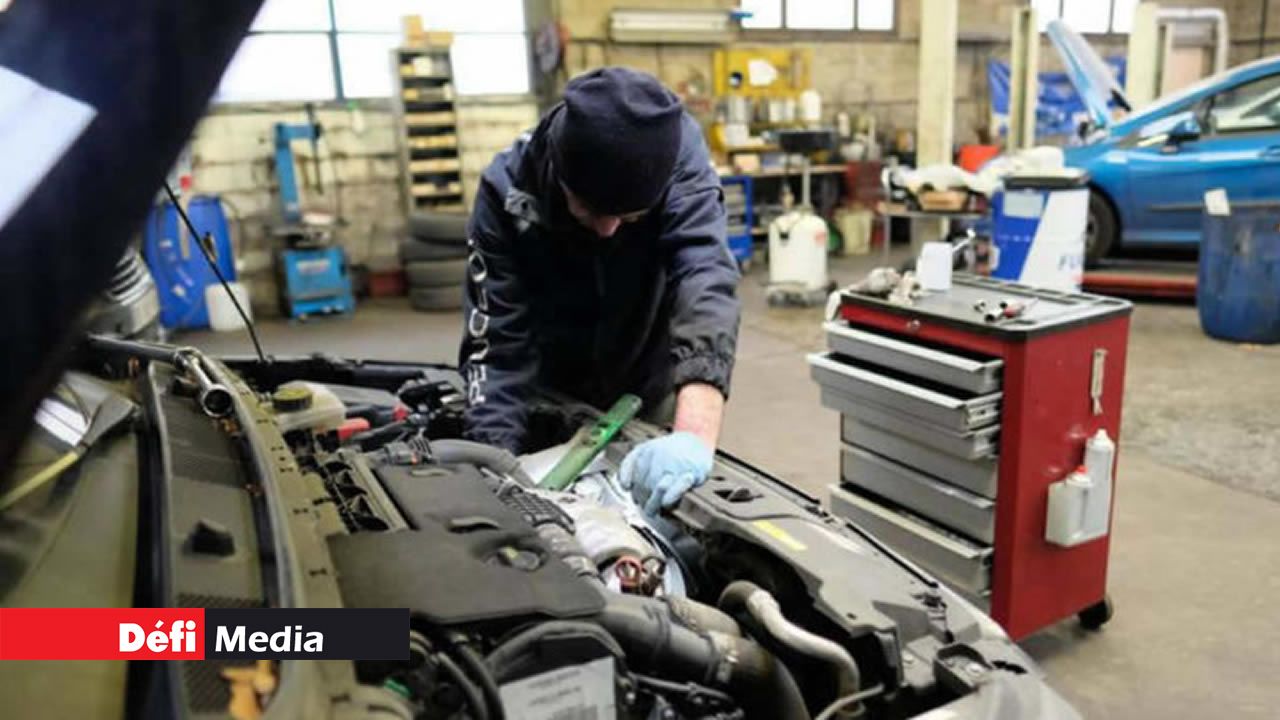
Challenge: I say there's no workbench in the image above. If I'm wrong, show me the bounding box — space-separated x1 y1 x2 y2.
717 164 847 179
813 275 1131 639
877 206 985 264
718 164 846 242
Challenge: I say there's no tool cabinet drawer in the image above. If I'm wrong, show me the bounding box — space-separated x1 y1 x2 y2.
841 445 996 543
831 396 1000 460
809 353 1001 433
824 322 1003 394
842 418 998 498
830 484 992 597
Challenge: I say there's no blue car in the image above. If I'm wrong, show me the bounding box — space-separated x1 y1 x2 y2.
1048 21 1280 263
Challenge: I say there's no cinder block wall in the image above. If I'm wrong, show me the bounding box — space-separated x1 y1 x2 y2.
556 0 1236 147
187 0 1252 314
1226 0 1280 64
188 99 537 315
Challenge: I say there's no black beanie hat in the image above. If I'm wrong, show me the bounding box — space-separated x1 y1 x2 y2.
548 67 684 216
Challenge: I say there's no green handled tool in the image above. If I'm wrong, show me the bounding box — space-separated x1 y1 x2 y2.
538 394 643 491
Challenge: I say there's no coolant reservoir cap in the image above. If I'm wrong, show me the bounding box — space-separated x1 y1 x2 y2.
272 385 314 412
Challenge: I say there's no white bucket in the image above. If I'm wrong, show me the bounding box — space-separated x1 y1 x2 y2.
205 282 253 332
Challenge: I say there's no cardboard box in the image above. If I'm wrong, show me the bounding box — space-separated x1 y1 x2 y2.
918 190 969 212
402 15 453 47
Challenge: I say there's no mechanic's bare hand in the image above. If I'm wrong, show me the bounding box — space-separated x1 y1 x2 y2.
619 431 714 515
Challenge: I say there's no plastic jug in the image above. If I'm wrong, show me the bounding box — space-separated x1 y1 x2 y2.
1046 430 1115 547
916 242 953 291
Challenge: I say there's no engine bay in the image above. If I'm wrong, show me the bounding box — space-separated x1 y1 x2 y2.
205 352 1074 720
15 347 1073 719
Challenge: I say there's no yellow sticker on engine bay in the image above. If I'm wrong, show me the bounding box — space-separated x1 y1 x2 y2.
753 520 807 552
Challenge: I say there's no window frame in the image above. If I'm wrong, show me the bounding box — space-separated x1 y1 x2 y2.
217 0 530 105
1200 73 1280 137
739 0 897 37
1036 0 1133 36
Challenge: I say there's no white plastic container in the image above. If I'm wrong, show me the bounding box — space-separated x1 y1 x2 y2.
1082 429 1115 540
768 211 829 292
836 209 872 256
1046 430 1115 547
916 242 953 291
205 282 253 332
799 89 822 126
274 381 345 434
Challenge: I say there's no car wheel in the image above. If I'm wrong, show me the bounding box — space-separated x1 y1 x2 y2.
399 237 468 263
406 259 466 288
408 212 468 246
409 285 463 312
1085 192 1117 268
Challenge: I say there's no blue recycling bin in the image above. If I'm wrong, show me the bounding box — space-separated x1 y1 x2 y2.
1198 203 1280 344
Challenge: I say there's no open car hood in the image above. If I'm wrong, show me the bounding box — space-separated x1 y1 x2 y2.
1045 19 1132 130
0 0 261 477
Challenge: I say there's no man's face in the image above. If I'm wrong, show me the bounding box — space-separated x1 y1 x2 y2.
561 182 648 238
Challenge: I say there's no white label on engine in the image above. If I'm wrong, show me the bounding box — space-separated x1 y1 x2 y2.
499 657 615 720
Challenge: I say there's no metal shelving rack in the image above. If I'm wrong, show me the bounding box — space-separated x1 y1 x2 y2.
391 45 465 214
719 175 754 266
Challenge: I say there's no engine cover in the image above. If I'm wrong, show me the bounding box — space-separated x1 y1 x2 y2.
327 463 603 625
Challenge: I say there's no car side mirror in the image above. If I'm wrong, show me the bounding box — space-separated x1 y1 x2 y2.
1167 116 1202 144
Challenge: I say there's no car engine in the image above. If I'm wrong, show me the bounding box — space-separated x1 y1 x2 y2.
127 352 1077 720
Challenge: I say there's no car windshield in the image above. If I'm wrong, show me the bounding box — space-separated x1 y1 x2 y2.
1128 56 1280 124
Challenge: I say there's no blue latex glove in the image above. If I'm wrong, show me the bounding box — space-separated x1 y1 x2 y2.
619 431 714 515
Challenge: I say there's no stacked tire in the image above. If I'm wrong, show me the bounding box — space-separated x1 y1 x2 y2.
400 212 468 312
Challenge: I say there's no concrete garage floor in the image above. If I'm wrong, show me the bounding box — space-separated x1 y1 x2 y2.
187 254 1280 719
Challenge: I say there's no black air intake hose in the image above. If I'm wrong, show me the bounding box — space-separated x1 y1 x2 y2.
665 596 742 637
593 591 810 720
485 621 626 684
528 502 808 718
429 439 533 486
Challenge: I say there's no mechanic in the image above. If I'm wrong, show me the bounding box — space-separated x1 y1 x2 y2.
458 66 741 515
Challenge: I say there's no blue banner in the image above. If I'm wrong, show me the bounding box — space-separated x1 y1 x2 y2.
989 57 1126 140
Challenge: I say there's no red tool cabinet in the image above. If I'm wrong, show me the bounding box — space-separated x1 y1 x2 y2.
812 275 1131 640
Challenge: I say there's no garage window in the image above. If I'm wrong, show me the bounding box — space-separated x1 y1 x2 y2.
1033 0 1136 35
739 0 894 32
216 0 529 103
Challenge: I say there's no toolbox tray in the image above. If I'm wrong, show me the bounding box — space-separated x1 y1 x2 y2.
830 483 992 599
842 417 998 498
809 353 1001 432
825 321 1003 394
823 387 1000 459
841 445 995 544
